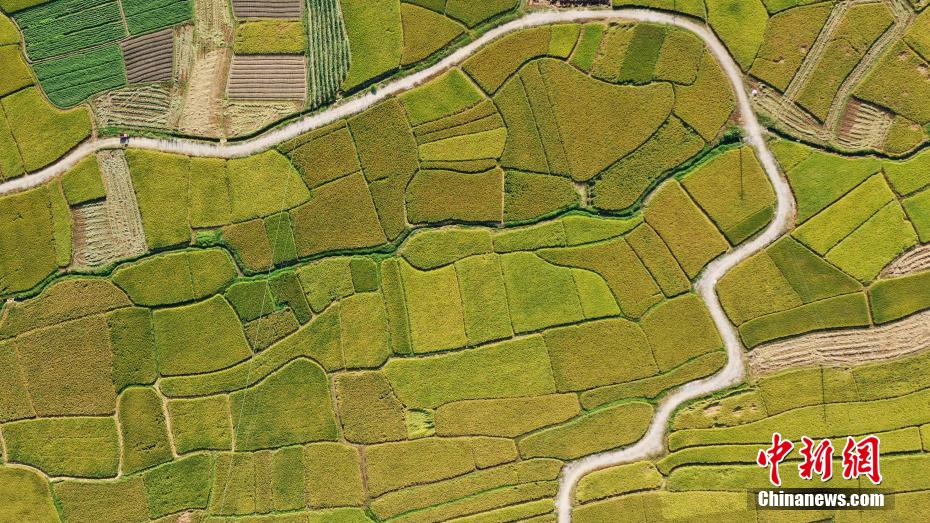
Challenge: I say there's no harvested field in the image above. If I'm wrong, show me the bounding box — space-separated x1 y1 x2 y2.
93 84 173 130
227 55 307 100
121 28 175 84
231 0 302 19
176 0 232 137
750 309 930 375
882 243 930 277
835 97 894 149
71 150 147 268
223 100 301 136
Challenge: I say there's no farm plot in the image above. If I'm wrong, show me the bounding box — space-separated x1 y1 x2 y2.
12 0 125 61
176 0 232 137
33 45 128 107
231 0 303 18
121 0 193 36
227 55 307 100
93 84 174 131
120 28 175 84
71 150 148 268
306 0 351 108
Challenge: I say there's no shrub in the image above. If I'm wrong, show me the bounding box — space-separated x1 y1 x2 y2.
518 401 654 460
682 147 775 245
235 20 307 54
339 0 402 90
455 253 515 345
303 442 365 507
61 155 106 205
673 51 734 140
167 396 232 453
400 68 485 126
538 237 661 319
284 123 360 188
33 44 126 107
227 150 310 222
113 249 237 306
739 292 870 348
463 27 551 93
347 98 418 182
593 116 704 211
504 170 578 222
117 387 172 474
626 224 690 297
748 4 831 90
869 270 930 324
406 167 504 223
399 226 493 270
793 174 894 255
334 371 407 444
382 336 557 408
152 295 252 376
399 3 464 65
2 86 91 172
12 315 115 416
231 359 338 450
4 416 119 478
142 454 214 518
544 318 657 391
500 251 585 332
401 261 468 353
825 202 917 282
289 173 387 256
340 292 390 368
445 0 517 27
706 0 768 69
126 150 190 249
645 180 729 278
54 477 148 523
580 351 726 409
122 0 192 35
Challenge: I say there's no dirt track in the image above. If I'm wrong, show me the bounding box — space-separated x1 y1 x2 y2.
0 10 796 521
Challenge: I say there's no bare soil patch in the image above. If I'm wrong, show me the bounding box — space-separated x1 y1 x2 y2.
882 243 930 277
121 28 176 84
232 0 302 19
227 55 307 101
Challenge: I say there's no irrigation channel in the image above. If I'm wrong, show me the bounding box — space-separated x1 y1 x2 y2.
0 8 797 521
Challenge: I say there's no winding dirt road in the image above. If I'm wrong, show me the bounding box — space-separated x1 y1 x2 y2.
0 8 796 521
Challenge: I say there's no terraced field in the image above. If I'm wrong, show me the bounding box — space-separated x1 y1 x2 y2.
3 2 930 522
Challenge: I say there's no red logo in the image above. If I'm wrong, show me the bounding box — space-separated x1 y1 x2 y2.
757 434 882 486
